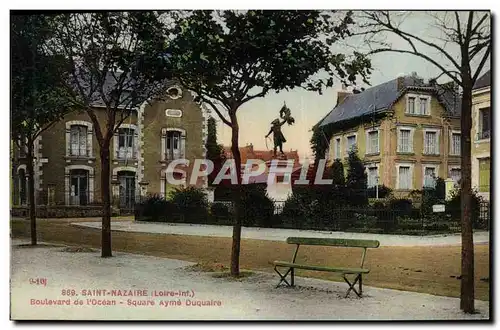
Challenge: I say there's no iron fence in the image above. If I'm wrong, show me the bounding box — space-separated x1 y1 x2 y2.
12 187 491 233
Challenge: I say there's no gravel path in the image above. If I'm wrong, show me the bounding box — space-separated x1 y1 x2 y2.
72 221 489 247
10 239 489 320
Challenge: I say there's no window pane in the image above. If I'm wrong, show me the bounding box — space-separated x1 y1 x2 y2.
408 98 415 114
173 135 179 149
424 167 436 188
70 125 87 156
452 134 460 155
400 130 410 152
425 132 436 154
399 166 410 189
480 108 490 139
347 136 356 152
420 98 427 115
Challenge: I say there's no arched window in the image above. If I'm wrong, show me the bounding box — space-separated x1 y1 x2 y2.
65 121 93 157
161 128 186 162
118 171 136 209
69 169 89 205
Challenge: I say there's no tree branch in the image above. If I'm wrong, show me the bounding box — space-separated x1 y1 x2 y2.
202 97 232 127
369 48 462 85
362 10 462 72
472 45 491 83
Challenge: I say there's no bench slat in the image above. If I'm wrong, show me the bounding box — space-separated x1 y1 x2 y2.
286 237 380 248
273 261 370 274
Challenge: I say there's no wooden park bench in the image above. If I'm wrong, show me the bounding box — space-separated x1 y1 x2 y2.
273 237 380 298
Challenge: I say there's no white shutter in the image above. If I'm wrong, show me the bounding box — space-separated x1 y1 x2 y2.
133 131 138 159
397 131 402 152
408 130 413 153
435 132 440 155
180 133 186 159
79 128 87 156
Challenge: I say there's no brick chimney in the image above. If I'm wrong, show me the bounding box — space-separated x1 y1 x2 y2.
336 84 352 106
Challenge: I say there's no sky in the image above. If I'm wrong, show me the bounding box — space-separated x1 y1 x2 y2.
213 11 491 162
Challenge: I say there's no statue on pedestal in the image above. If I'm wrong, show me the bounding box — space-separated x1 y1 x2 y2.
265 103 295 157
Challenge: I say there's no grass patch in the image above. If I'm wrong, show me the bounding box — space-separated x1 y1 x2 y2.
10 218 490 301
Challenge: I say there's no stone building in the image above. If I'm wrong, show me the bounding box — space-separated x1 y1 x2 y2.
12 79 209 216
316 73 462 196
471 70 491 200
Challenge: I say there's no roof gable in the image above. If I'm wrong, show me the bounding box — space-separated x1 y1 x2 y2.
318 76 461 127
473 70 490 90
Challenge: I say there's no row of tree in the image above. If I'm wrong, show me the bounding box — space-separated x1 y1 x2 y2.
12 11 490 313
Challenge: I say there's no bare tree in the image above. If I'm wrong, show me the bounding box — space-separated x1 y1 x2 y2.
356 10 490 313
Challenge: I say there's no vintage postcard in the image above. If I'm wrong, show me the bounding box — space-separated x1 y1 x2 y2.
9 9 491 321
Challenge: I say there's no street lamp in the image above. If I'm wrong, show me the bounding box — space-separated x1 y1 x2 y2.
375 175 379 200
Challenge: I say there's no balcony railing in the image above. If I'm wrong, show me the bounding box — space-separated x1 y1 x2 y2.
68 148 91 157
165 150 182 161
116 148 136 160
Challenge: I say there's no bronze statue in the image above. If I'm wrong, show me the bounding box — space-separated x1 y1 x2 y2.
266 103 295 157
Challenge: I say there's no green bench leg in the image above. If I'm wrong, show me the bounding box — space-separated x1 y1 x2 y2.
343 274 362 298
359 274 362 296
274 266 294 287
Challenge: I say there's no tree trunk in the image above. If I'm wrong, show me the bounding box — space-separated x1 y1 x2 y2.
100 142 112 258
229 111 242 276
459 84 475 313
26 140 37 246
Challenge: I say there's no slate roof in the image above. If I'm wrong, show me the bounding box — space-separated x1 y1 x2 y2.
73 70 168 108
318 76 461 127
473 70 491 90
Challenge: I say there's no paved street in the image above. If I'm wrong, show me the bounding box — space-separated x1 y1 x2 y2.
73 221 490 247
10 239 489 320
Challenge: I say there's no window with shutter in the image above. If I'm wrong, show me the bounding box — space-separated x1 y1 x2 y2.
419 97 429 115
367 167 378 187
450 168 461 186
479 107 490 139
367 131 379 154
423 167 436 188
407 97 415 114
450 133 461 155
399 129 411 153
346 135 356 153
166 131 182 160
335 138 341 159
118 128 135 159
70 125 88 156
398 166 411 189
424 131 438 155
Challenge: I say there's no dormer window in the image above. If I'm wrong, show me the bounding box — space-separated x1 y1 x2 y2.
406 94 431 116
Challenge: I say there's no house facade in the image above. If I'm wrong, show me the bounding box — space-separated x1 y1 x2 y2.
317 74 462 196
471 70 491 200
12 82 209 214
